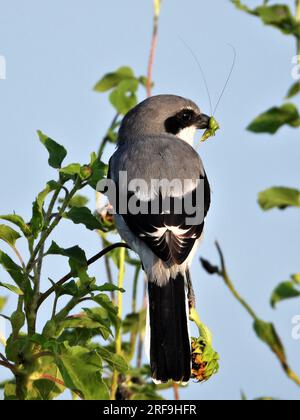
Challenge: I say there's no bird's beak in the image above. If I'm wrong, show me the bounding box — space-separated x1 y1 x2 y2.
196 113 210 130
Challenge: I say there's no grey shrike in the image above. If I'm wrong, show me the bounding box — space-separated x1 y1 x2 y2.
108 94 211 383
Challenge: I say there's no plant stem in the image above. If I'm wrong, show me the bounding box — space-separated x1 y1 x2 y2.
98 113 119 157
189 307 213 345
146 0 162 97
296 1 300 67
173 383 180 401
214 241 300 388
26 178 81 273
37 242 130 309
132 265 141 313
27 187 63 335
110 245 126 401
215 241 258 321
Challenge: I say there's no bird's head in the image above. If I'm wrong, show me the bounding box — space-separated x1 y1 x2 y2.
118 94 210 145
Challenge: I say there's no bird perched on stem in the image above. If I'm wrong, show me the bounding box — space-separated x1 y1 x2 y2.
107 94 211 383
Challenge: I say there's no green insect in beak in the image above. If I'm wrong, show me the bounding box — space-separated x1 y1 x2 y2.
201 116 220 142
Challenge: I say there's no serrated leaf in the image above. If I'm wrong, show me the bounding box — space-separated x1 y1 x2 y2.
271 280 300 308
0 282 23 295
66 207 102 230
56 343 109 400
94 66 135 92
247 104 300 134
38 130 67 169
258 187 300 210
0 224 21 247
253 319 285 360
0 214 31 238
286 82 300 99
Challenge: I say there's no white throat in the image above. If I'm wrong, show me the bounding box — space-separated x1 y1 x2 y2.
177 126 196 146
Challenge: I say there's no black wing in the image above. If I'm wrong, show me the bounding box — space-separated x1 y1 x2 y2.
116 173 211 265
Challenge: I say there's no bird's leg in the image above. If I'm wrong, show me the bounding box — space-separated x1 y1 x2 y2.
186 269 196 310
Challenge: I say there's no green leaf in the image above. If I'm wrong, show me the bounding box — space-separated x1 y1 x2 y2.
254 5 300 37
88 154 107 190
0 251 27 289
4 383 17 400
46 241 87 273
122 310 146 335
291 273 300 285
230 0 251 13
0 282 23 295
0 224 21 247
95 282 125 293
96 346 128 374
38 130 67 169
253 319 285 360
258 187 300 211
67 194 89 208
83 307 113 339
0 296 7 311
56 343 109 400
59 163 82 177
231 2 300 37
94 66 135 92
30 356 65 400
0 214 31 238
92 294 119 326
66 207 102 230
247 104 300 134
271 280 300 308
286 82 300 99
30 181 59 237
109 79 139 115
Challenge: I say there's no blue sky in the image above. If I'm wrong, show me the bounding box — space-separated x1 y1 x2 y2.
0 0 299 400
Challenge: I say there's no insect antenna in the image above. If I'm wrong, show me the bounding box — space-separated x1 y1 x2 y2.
179 36 213 116
213 44 236 116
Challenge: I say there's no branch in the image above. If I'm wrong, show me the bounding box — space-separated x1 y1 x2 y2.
146 0 162 97
202 241 300 388
37 242 131 309
0 357 17 374
110 245 126 401
26 178 81 273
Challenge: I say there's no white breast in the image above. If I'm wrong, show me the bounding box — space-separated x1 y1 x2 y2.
177 126 197 146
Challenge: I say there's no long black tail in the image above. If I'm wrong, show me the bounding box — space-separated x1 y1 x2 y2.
148 273 191 383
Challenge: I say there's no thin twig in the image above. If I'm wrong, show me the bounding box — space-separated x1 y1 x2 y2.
146 0 162 97
26 179 81 273
173 383 180 401
214 240 300 388
0 359 17 373
110 245 126 400
37 242 131 309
